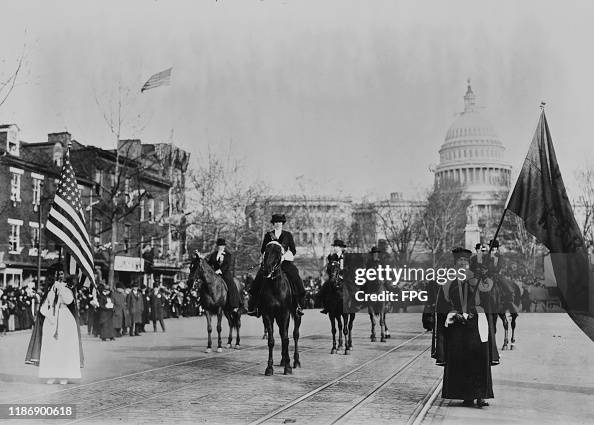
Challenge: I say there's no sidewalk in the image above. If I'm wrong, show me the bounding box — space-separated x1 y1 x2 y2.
424 313 594 425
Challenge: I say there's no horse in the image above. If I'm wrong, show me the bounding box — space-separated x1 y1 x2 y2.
324 261 354 354
260 241 301 375
491 275 521 350
224 277 245 349
187 252 242 353
366 277 388 343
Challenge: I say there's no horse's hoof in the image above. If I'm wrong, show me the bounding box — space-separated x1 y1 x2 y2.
226 344 232 349
265 367 274 376
234 344 241 350
205 348 212 353
345 350 351 355
511 338 516 343
293 360 301 368
330 348 336 354
510 345 514 351
385 333 391 339
380 338 386 343
284 366 292 375
262 334 267 340
370 337 376 342
216 347 222 353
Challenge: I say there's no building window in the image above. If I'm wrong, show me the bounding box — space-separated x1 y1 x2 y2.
53 144 63 167
140 200 145 221
150 237 155 248
160 237 164 257
148 199 155 222
29 222 40 248
8 219 22 253
124 224 131 253
94 170 102 196
124 178 130 194
3 269 22 288
94 220 102 246
10 168 23 202
158 200 165 220
31 174 44 206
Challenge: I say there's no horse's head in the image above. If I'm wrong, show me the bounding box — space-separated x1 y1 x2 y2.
327 260 344 290
263 241 283 279
187 251 205 292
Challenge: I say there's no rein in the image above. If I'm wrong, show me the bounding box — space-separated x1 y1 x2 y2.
264 241 284 279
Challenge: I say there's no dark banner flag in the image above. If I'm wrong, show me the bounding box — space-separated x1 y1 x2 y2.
506 111 592 314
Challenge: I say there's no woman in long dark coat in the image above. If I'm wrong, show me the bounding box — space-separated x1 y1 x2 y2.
97 286 116 341
112 285 130 337
150 287 166 332
442 248 494 407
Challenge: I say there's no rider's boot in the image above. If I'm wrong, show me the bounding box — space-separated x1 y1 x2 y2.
296 303 304 316
246 295 260 317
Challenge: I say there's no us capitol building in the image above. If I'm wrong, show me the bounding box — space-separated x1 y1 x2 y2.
434 81 512 247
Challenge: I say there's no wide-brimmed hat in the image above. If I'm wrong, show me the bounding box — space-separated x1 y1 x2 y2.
332 239 346 248
475 243 482 250
489 239 500 248
370 246 380 254
270 214 286 223
216 238 226 246
452 247 472 261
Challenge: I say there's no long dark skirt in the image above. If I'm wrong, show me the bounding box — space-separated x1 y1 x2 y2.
442 317 494 400
432 313 447 365
99 309 115 340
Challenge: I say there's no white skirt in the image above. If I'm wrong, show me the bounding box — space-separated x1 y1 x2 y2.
39 305 81 379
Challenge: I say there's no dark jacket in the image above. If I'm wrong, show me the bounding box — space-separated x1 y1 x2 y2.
113 290 130 328
150 292 165 320
261 230 296 255
207 249 234 283
127 290 144 323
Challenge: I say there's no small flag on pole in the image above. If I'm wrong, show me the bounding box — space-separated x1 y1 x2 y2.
46 145 96 288
140 67 173 93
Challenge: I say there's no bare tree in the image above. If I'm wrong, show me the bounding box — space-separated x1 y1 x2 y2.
185 149 269 275
375 199 422 265
575 164 594 249
0 34 27 109
420 180 470 267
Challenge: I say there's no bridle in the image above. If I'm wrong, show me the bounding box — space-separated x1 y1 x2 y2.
264 241 284 279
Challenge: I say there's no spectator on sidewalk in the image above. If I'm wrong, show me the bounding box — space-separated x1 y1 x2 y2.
98 285 116 341
127 283 144 336
113 284 130 337
150 286 166 332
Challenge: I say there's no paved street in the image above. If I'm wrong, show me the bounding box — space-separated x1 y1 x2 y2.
0 312 592 424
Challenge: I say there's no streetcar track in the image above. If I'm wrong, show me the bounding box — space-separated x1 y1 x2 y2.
248 331 429 425
329 345 431 424
63 343 328 424
2 332 327 405
407 378 442 425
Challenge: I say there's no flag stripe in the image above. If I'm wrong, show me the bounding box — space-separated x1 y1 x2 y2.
48 208 93 266
141 67 172 92
47 221 95 280
54 196 91 246
49 201 92 257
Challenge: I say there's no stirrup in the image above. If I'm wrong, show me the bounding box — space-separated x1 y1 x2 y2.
247 308 260 317
296 304 304 316
320 309 328 314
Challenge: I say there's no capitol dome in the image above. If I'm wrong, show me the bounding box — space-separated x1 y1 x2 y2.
434 82 512 226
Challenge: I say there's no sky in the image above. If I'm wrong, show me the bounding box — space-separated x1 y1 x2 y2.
2 0 594 200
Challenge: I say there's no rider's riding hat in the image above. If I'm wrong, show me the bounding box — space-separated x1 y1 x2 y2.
452 247 472 261
216 238 226 246
370 246 380 254
270 214 286 224
332 239 346 248
475 243 482 250
489 239 500 248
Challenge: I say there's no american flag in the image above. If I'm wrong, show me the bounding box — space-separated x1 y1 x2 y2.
140 67 173 93
46 146 96 287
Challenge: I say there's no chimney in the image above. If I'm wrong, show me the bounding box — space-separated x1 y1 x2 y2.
48 132 71 147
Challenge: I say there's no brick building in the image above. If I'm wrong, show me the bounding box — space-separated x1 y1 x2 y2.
1 125 190 289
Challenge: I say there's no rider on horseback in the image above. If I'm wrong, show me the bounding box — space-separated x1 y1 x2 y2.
319 239 347 314
247 214 306 317
206 238 241 313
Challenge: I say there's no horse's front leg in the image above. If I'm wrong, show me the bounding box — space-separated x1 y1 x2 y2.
500 313 509 350
337 314 343 349
347 314 354 351
278 314 292 375
330 315 337 354
205 311 213 353
369 310 376 341
264 316 274 376
510 313 517 347
216 308 223 352
226 312 233 349
379 307 386 343
235 314 241 349
343 314 351 355
293 313 301 368
384 311 391 338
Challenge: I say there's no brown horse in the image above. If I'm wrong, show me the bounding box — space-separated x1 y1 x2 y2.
260 241 301 375
187 252 242 353
493 276 521 350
